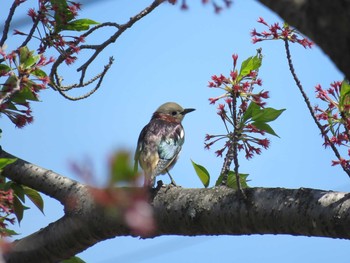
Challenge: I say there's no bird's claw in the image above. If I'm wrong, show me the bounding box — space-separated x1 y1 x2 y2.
170 179 177 187
155 180 164 190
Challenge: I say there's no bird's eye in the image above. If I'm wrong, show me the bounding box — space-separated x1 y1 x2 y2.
171 111 177 116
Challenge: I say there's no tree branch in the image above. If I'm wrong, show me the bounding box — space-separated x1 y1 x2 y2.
0 1 18 47
1 149 350 262
0 149 83 207
49 0 164 100
257 0 350 79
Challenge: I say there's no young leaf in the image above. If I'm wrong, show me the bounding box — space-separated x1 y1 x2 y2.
11 85 39 103
191 160 210 187
215 173 223 186
19 46 30 65
340 79 350 99
62 19 100 32
239 55 262 78
110 151 136 184
227 172 249 189
6 102 18 111
340 80 350 112
251 121 279 137
23 186 44 214
215 172 249 189
0 228 19 237
50 0 75 32
19 47 39 68
0 158 17 170
241 101 260 123
11 183 25 202
31 68 47 78
3 75 18 92
0 64 11 73
13 196 24 224
252 107 285 123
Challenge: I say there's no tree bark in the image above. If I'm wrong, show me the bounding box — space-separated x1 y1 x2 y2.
2 149 350 262
257 0 350 79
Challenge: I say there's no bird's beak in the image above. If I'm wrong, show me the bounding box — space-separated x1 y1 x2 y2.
182 108 196 115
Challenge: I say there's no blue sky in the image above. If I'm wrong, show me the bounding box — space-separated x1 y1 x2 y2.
2 0 350 262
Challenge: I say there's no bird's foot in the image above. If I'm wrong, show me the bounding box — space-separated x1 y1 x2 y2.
169 178 177 187
163 181 181 193
155 180 164 191
166 170 178 187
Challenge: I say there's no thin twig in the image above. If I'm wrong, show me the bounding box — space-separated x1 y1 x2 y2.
284 39 350 177
220 92 243 192
20 14 41 48
0 1 18 47
53 57 114 101
49 0 164 100
232 93 242 191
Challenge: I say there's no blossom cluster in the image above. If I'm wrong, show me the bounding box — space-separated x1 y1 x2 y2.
251 17 313 49
0 189 15 237
0 46 54 128
314 81 350 169
205 53 273 159
15 0 85 65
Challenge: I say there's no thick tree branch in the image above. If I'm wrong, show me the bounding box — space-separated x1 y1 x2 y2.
0 149 83 207
257 0 350 79
1 149 350 262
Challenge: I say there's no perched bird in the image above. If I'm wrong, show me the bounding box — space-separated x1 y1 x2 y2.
134 102 195 187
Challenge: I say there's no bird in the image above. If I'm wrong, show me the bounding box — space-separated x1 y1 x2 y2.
134 102 195 187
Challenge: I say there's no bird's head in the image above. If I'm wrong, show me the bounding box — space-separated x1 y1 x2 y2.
154 102 195 122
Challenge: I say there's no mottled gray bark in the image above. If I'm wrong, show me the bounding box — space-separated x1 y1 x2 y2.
257 0 350 79
1 149 350 262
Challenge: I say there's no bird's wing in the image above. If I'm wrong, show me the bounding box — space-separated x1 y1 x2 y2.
134 124 148 173
155 124 184 175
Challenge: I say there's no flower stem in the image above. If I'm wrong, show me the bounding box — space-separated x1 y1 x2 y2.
284 39 350 176
220 92 242 191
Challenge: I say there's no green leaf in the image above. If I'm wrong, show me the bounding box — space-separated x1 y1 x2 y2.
0 180 12 191
3 75 18 92
110 151 136 184
252 107 285 123
61 256 86 263
215 174 223 186
12 85 39 103
11 183 25 202
251 121 279 137
23 186 44 214
19 46 30 65
62 19 100 32
13 196 24 224
191 160 210 188
19 47 39 68
239 55 262 78
340 79 350 111
0 64 11 73
340 79 350 98
241 101 260 123
6 102 18 111
50 0 75 32
31 68 47 78
0 227 19 237
215 171 249 189
0 158 17 170
227 172 249 189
